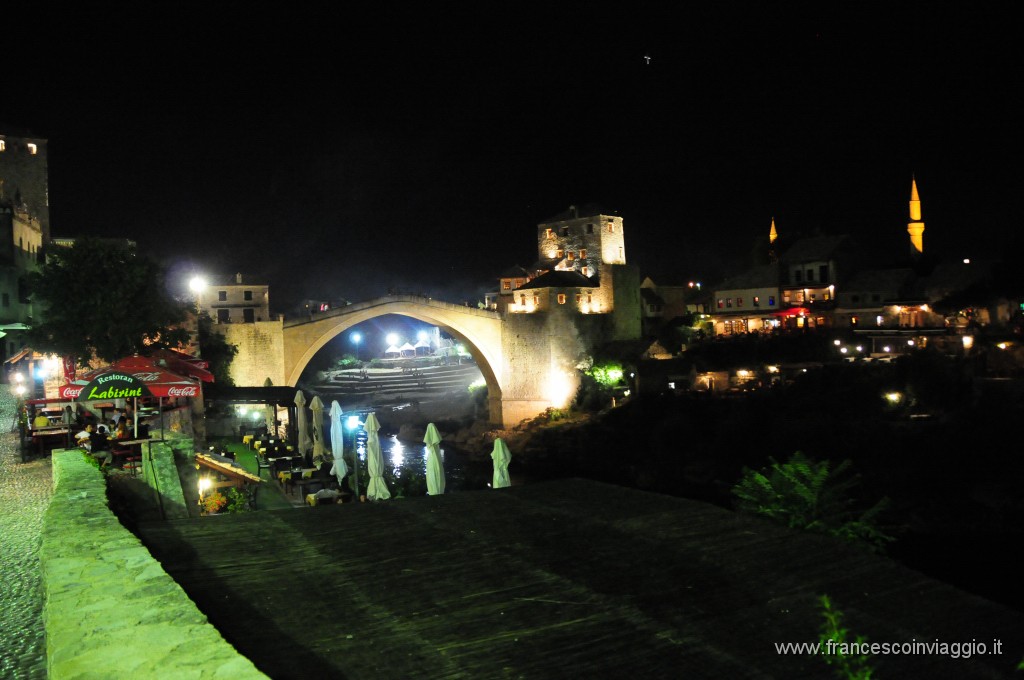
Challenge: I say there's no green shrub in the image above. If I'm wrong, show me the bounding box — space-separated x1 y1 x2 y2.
731 451 894 552
818 594 875 679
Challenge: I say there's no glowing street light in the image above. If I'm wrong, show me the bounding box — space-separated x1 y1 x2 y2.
386 333 399 347
351 332 362 361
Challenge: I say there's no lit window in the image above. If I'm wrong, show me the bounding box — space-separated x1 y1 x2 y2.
545 228 553 239
607 221 614 233
753 296 760 307
567 251 575 261
520 294 526 306
579 249 587 259
557 294 566 304
27 143 37 155
768 296 775 306
726 298 733 308
575 294 582 303
533 295 539 306
0 140 5 152
556 250 564 259
587 295 592 304
502 280 511 291
581 266 589 276
717 299 724 309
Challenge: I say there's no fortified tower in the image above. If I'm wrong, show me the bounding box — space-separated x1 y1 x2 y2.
907 176 925 258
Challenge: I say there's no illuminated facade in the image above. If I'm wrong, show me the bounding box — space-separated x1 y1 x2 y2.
0 125 49 362
195 273 271 324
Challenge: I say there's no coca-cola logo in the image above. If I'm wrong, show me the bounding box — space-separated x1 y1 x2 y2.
167 386 198 397
61 386 83 399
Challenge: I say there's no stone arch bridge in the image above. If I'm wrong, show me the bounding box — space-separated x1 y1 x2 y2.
219 295 579 427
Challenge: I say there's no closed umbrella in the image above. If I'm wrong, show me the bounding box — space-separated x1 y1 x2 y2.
424 422 445 495
263 377 276 437
310 395 326 469
491 437 512 489
328 400 349 489
364 413 391 501
294 390 311 465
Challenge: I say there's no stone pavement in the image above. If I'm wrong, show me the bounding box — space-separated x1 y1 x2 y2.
0 386 51 679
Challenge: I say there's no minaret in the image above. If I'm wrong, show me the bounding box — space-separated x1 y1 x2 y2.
907 176 925 257
768 217 779 262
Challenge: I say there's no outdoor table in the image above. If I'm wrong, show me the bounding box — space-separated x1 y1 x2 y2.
111 438 155 475
243 434 255 448
31 428 71 457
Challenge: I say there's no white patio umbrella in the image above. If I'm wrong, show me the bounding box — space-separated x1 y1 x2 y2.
310 395 326 469
263 377 276 436
491 437 512 489
364 412 391 501
424 422 445 495
328 400 349 490
294 390 311 464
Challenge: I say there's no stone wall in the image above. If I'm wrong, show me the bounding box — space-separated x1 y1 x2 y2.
42 449 266 678
214 318 285 387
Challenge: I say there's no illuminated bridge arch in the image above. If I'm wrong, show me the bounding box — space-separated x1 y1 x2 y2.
281 295 506 422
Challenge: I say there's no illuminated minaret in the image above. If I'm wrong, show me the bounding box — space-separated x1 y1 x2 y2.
768 217 779 262
907 176 925 257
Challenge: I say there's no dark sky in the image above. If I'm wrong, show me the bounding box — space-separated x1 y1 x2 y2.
2 4 1018 313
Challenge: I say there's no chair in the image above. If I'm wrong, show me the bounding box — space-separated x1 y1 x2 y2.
255 452 271 479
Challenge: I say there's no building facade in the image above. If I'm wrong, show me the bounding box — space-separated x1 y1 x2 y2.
0 126 49 362
195 273 271 324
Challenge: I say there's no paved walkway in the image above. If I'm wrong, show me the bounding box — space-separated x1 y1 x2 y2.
0 386 51 679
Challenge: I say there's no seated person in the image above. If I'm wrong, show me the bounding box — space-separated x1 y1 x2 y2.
33 412 51 429
75 424 93 448
89 425 113 467
114 421 129 440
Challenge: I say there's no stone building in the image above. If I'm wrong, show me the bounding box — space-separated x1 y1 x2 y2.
195 273 271 324
0 125 49 362
500 204 641 342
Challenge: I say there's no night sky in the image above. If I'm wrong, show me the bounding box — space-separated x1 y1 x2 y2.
2 4 1018 313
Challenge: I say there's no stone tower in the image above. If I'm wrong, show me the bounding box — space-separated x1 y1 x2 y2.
907 176 925 258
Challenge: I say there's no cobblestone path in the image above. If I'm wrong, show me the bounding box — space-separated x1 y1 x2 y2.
0 386 51 679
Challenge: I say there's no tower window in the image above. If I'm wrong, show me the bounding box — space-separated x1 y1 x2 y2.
567 251 575 261
545 228 553 239
557 294 566 304
579 249 587 259
243 290 253 301
218 291 228 301
618 247 623 259
502 280 511 291
607 223 614 233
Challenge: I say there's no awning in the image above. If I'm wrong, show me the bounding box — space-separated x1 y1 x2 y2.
58 354 202 400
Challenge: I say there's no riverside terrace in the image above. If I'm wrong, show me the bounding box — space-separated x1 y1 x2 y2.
132 479 1024 678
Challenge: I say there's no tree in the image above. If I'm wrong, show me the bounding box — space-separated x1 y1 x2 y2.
26 238 191 364
196 313 238 385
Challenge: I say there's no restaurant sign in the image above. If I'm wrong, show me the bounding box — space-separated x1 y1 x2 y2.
78 373 153 401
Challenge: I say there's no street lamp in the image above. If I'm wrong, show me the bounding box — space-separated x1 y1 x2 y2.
188 275 207 314
351 332 362 361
